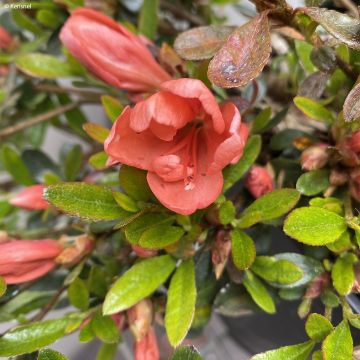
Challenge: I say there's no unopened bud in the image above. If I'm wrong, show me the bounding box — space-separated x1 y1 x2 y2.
300 143 329 171
56 234 94 266
245 165 273 198
211 230 231 279
297 298 312 319
127 299 153 342
10 185 49 210
329 168 348 186
132 245 157 258
111 312 126 330
305 273 329 299
134 327 159 360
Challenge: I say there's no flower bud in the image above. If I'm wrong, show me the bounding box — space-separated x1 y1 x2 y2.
127 299 153 342
211 230 231 279
56 234 94 266
132 245 158 258
10 185 49 210
134 327 159 360
0 27 13 51
300 143 329 171
245 165 273 198
337 131 360 167
304 273 329 299
329 168 348 186
111 312 126 330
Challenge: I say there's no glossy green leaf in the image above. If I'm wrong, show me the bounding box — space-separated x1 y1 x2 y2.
251 340 314 360
0 317 69 356
113 192 139 213
1 145 34 185
327 231 352 253
166 260 197 347
82 123 110 144
295 40 316 73
16 53 75 78
284 207 347 245
223 135 262 190
237 189 300 228
67 278 89 311
45 182 128 221
89 152 108 170
174 25 235 60
332 255 355 295
294 96 334 123
305 313 333 341
296 169 330 196
322 320 353 360
139 225 185 249
219 200 236 225
243 270 275 314
101 95 124 123
36 10 61 29
138 0 159 40
169 346 202 360
119 165 152 201
231 229 256 270
91 313 120 344
103 255 176 314
38 348 69 360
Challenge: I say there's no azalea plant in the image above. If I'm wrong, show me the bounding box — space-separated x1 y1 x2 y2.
1 0 360 359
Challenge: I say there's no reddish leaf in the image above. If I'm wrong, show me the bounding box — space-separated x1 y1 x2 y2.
344 83 360 122
208 11 271 88
301 7 360 50
174 25 235 61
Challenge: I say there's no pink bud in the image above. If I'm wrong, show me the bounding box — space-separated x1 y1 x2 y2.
127 299 153 342
134 327 159 360
10 185 49 210
245 165 273 198
305 273 329 299
0 27 13 51
132 245 158 258
0 239 62 284
300 143 329 171
111 312 126 330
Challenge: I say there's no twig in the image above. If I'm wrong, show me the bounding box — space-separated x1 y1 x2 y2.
160 1 205 26
34 84 102 99
0 100 91 139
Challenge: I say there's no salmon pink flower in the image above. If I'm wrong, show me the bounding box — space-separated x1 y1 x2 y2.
0 27 13 50
134 327 159 360
10 184 49 210
245 165 273 198
0 239 63 284
105 78 249 215
60 8 171 93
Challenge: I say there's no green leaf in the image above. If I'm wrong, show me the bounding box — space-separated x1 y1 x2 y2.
251 107 272 134
327 231 352 253
312 350 322 360
166 260 197 347
231 229 256 270
119 165 152 201
1 145 34 186
89 152 108 170
305 313 333 342
332 255 355 295
251 257 303 285
322 320 353 360
296 170 330 196
96 343 118 360
45 183 128 221
243 270 275 314
67 278 89 311
91 313 120 344
219 200 236 225
61 144 83 181
237 189 300 228
12 10 43 35
103 255 176 314
0 277 6 298
0 317 69 357
294 96 334 123
36 10 61 29
302 7 360 50
83 123 110 144
139 225 185 249
101 96 124 123
125 213 174 244
169 346 202 360
113 192 139 213
174 25 235 61
223 135 261 190
16 53 75 78
284 207 347 245
251 340 315 360
295 40 317 73
38 348 69 360
138 0 159 40
309 197 343 215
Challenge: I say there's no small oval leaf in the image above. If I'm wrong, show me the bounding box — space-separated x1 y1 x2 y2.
305 313 333 342
231 229 256 270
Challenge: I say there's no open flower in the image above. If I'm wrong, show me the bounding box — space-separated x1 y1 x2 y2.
60 8 171 93
105 78 249 215
0 239 63 284
10 184 49 210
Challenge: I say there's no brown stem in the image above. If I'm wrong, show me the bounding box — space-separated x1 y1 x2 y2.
0 101 91 139
160 1 205 26
34 84 102 100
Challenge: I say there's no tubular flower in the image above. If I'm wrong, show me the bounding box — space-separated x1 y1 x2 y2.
0 26 13 50
105 78 249 215
60 8 171 93
10 184 49 210
134 327 159 360
245 165 273 198
0 239 63 284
